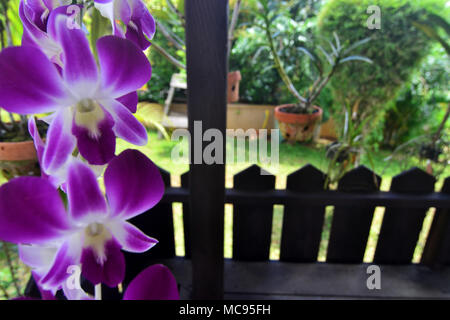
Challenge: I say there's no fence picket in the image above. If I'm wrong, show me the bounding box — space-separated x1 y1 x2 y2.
374 167 436 264
280 164 326 262
422 177 450 266
233 165 275 261
327 166 381 263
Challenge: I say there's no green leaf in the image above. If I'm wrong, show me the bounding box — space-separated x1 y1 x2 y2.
298 46 323 75
339 55 373 64
342 37 372 56
327 39 338 57
333 32 341 51
317 45 333 65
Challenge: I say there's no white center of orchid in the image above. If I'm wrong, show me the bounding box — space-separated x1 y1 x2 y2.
84 222 112 264
74 99 105 138
87 222 103 237
77 99 97 113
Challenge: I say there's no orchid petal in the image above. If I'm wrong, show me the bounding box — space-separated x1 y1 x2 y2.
22 0 48 29
100 98 147 145
67 160 108 222
72 110 116 165
0 46 66 114
28 117 45 165
62 283 94 300
104 149 164 219
97 35 151 97
125 0 155 50
134 1 156 40
102 239 126 287
125 19 151 51
42 109 76 174
0 177 70 244
81 238 125 287
123 264 179 300
29 116 71 188
32 271 57 300
109 221 158 253
19 244 58 271
94 0 113 4
40 238 81 290
50 12 99 92
116 91 138 113
80 247 102 285
20 1 55 53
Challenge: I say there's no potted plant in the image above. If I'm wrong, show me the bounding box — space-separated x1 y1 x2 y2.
259 0 372 143
0 112 47 180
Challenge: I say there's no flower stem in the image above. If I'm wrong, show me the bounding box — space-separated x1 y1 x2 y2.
95 284 102 300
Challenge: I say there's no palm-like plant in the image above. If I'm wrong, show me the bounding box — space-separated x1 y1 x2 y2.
258 0 373 114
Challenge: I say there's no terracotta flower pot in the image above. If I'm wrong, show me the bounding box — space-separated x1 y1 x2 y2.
274 104 323 142
227 71 241 103
0 139 40 180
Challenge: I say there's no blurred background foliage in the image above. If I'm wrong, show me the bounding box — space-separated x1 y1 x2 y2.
143 0 448 148
0 0 448 150
318 0 449 148
0 0 22 47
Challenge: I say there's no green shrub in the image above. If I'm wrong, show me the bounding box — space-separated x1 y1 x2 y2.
381 44 449 148
317 0 448 138
139 0 185 103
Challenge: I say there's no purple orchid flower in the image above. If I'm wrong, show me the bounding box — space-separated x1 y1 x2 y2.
94 0 156 50
0 12 150 173
19 0 72 65
0 149 164 292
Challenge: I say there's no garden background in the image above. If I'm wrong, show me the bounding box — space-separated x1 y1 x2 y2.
0 0 449 298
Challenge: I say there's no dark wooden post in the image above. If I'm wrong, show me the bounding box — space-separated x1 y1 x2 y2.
185 0 228 299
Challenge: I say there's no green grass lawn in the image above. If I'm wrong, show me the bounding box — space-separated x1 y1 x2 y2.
0 128 447 299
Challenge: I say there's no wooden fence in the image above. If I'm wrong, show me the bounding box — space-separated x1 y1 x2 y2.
117 164 450 299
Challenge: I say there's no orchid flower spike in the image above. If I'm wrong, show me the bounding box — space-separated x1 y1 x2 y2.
0 149 164 292
94 0 156 50
0 10 149 174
